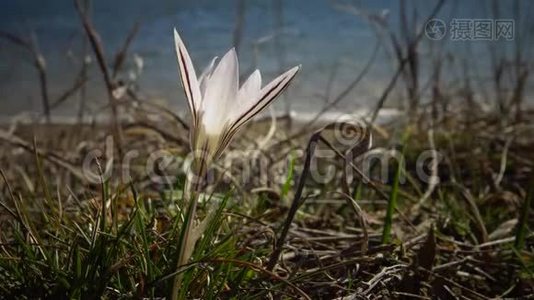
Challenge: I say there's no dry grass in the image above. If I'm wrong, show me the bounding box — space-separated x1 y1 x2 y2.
0 106 532 298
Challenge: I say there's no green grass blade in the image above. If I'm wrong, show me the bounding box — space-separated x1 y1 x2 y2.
382 132 409 244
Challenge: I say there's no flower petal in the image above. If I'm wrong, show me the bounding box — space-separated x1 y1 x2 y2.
214 66 299 157
237 69 262 103
230 65 300 132
174 28 202 122
201 48 239 135
198 56 218 97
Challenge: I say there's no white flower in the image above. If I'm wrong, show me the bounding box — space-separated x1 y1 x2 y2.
174 28 300 167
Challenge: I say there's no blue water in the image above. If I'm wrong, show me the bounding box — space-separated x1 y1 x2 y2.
1 0 532 119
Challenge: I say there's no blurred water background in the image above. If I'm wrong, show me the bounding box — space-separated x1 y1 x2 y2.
0 0 533 121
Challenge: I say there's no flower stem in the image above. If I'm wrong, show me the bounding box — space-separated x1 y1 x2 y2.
171 160 204 300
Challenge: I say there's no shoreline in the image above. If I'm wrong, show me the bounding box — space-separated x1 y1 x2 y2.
0 108 403 127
